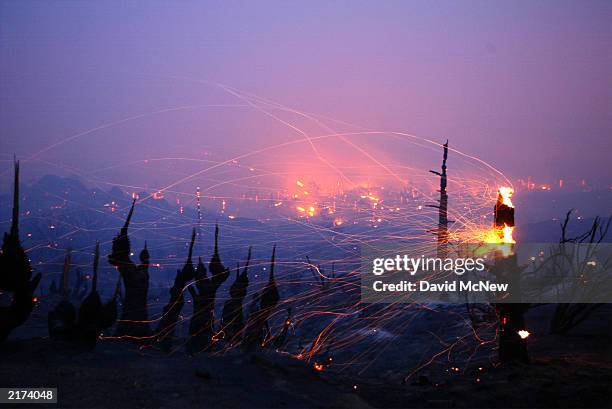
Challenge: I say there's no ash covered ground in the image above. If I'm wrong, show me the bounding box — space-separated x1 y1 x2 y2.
2 301 610 408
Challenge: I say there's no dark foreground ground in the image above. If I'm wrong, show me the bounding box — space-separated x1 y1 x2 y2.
1 337 611 409
1 305 611 408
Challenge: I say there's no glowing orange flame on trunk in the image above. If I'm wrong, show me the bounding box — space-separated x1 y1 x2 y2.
498 186 514 208
483 187 516 245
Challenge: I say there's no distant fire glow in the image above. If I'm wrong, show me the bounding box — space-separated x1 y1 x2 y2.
518 330 530 339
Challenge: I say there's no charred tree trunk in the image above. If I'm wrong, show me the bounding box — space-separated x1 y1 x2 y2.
493 191 529 364
108 200 151 338
0 159 42 342
428 141 449 258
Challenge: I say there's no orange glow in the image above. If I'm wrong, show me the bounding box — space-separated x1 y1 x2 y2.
498 186 514 208
307 206 316 217
296 205 316 217
483 223 515 244
313 362 325 372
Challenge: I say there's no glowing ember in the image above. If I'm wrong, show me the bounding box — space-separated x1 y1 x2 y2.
517 330 530 339
313 362 325 371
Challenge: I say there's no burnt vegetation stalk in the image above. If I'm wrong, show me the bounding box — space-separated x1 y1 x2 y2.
0 159 41 342
428 140 450 258
109 199 152 338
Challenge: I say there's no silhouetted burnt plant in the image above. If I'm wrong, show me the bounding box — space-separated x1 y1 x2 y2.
76 242 121 350
220 247 251 345
108 200 151 338
187 224 230 354
0 159 42 342
76 243 103 348
242 245 280 350
48 249 77 341
156 229 196 352
48 243 121 347
99 277 121 330
73 268 88 300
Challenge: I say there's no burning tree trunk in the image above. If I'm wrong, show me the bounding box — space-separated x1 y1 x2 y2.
156 229 196 352
242 245 280 350
187 224 230 353
108 200 151 338
491 188 529 364
428 141 449 257
220 248 251 345
0 159 42 342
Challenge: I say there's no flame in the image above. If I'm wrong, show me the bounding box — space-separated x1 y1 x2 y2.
313 362 325 371
483 224 515 245
501 224 515 244
517 330 530 339
498 186 514 208
480 186 516 246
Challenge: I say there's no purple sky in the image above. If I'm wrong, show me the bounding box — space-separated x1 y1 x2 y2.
1 1 610 192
